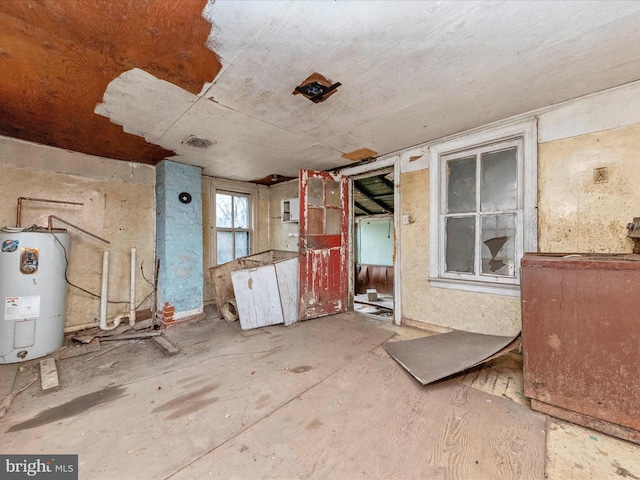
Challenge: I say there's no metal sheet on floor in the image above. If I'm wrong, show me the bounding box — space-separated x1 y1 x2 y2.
383 330 520 386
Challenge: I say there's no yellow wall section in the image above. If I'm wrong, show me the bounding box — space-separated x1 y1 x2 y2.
538 122 640 253
400 168 521 336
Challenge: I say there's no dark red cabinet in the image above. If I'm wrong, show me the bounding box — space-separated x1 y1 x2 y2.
521 253 640 444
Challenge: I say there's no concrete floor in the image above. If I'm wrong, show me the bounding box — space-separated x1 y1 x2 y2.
1 307 639 479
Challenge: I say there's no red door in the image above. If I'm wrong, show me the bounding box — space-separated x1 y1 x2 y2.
298 169 349 320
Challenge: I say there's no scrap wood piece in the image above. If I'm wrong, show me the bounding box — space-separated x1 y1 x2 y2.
152 335 180 356
383 330 520 386
71 323 133 343
71 334 98 344
132 319 155 330
40 358 59 392
99 331 162 342
0 378 37 419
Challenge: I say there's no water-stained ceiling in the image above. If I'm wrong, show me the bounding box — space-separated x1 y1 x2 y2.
2 1 640 182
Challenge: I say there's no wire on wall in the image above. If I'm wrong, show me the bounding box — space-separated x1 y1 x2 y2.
27 225 156 309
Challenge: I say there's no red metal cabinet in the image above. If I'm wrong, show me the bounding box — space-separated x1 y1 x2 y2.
521 253 640 444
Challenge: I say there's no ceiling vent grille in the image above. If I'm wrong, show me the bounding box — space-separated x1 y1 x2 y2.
182 135 214 149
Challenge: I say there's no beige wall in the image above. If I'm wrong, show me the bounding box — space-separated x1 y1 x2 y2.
397 83 640 335
0 136 155 331
399 168 521 336
538 122 640 253
268 179 299 252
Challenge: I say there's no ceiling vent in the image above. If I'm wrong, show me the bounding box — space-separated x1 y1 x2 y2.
182 135 215 149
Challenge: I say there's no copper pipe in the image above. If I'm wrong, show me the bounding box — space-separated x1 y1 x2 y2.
16 197 84 228
48 215 110 244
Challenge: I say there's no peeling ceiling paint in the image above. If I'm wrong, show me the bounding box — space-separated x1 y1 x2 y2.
343 148 379 162
0 0 219 163
3 1 640 180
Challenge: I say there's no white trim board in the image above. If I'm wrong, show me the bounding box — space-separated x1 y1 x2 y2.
537 81 640 143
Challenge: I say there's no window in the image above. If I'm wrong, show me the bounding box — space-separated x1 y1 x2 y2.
429 120 537 296
215 191 251 264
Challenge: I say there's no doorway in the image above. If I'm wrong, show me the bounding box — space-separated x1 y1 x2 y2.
351 168 395 321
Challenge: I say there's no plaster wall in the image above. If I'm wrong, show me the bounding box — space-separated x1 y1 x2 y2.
538 122 640 254
356 217 394 266
399 168 520 336
268 179 300 252
156 161 203 319
397 83 640 334
0 136 155 330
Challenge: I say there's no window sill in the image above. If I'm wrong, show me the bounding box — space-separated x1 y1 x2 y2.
429 278 521 297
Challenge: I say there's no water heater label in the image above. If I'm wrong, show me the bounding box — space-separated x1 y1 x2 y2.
1 239 19 252
4 296 41 320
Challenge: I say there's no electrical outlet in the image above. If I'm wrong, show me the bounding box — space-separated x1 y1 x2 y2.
593 167 609 184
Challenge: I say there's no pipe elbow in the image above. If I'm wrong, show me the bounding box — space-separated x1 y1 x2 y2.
99 314 123 331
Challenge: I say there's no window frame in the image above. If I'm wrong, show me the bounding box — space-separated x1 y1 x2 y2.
429 119 537 297
215 190 252 265
207 177 259 266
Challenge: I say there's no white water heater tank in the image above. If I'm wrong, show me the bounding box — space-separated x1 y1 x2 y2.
0 228 69 363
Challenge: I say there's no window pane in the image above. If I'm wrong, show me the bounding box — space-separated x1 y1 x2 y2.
326 180 340 207
235 232 249 259
447 156 476 214
307 177 324 206
481 214 516 276
481 147 517 211
326 208 340 235
234 196 249 228
445 216 475 273
217 231 233 264
216 194 232 228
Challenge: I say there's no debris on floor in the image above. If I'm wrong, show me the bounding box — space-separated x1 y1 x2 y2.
99 331 162 342
383 329 520 386
354 293 393 319
39 358 59 392
152 336 180 356
69 319 163 345
57 338 101 360
0 378 37 419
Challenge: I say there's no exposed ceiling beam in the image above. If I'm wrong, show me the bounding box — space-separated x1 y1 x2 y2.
377 174 395 191
353 180 393 213
354 201 374 216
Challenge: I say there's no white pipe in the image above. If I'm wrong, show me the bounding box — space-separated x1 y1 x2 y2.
99 251 109 329
99 250 121 331
129 247 136 326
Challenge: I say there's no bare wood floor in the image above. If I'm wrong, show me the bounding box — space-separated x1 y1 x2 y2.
1 309 638 479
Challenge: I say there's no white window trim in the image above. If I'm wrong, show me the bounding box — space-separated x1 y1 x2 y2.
429 119 537 297
207 178 259 266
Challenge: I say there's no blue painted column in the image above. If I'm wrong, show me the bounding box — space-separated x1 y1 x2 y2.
156 160 204 326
